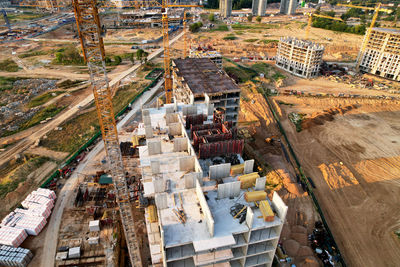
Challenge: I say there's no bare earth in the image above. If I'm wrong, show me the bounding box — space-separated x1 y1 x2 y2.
275 96 400 267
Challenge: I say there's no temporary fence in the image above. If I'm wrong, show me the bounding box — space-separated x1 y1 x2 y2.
41 75 161 188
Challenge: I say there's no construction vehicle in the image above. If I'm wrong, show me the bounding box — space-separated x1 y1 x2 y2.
305 12 343 40
338 3 392 71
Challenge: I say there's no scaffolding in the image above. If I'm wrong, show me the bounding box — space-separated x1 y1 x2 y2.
72 0 142 265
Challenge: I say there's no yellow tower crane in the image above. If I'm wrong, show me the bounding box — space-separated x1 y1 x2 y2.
161 2 201 104
183 11 188 58
305 12 343 40
338 3 392 71
71 0 146 265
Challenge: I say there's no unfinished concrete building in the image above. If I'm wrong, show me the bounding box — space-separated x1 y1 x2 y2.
189 46 222 69
135 103 288 267
279 0 297 15
359 28 400 81
116 9 182 28
172 58 241 125
252 0 268 17
275 37 324 78
220 0 232 18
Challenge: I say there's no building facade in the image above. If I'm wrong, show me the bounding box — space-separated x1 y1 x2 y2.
275 37 324 78
252 0 268 17
279 0 297 15
359 28 400 81
220 0 232 18
172 58 240 125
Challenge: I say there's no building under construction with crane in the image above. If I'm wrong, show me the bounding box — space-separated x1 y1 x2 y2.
275 37 324 79
172 58 241 125
358 28 400 81
133 102 287 267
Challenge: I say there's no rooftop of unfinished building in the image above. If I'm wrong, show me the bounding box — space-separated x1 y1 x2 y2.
173 58 240 96
280 36 324 50
371 27 400 34
137 104 286 250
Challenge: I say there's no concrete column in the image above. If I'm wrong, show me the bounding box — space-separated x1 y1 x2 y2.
150 160 160 174
145 126 153 138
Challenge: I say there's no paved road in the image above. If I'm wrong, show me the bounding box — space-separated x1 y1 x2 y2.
0 31 183 167
39 79 163 267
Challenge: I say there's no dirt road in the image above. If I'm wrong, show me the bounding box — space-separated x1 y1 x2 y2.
275 96 400 267
37 79 163 267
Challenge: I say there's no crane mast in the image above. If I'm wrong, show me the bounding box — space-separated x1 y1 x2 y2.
162 0 173 104
72 0 142 265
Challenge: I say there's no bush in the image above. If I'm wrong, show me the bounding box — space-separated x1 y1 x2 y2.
19 50 47 58
53 45 84 65
189 21 203 32
209 13 215 22
247 14 253 22
0 59 19 72
256 16 262 23
212 24 229 31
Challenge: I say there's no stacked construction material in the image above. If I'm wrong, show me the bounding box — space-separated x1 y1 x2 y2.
0 245 33 267
259 200 275 222
1 212 47 236
244 191 267 202
22 192 54 210
230 163 244 176
0 227 28 247
237 172 260 189
0 188 55 245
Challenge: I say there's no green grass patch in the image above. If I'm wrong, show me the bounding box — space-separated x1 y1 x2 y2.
223 34 237 40
41 81 148 153
0 77 19 91
0 59 19 72
6 12 49 23
28 91 65 108
210 24 229 31
244 38 258 43
272 72 286 81
21 104 65 129
259 39 279 44
224 66 258 83
249 62 270 75
18 50 48 58
58 79 84 89
0 156 49 199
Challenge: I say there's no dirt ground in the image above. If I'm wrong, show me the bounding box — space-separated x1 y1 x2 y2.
274 95 400 267
238 85 322 266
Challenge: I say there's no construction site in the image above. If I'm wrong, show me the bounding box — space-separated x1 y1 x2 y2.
0 0 399 266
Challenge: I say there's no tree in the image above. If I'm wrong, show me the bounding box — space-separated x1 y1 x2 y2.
129 53 135 64
256 16 261 23
189 22 203 32
113 55 122 65
247 14 253 22
208 13 215 22
136 49 145 61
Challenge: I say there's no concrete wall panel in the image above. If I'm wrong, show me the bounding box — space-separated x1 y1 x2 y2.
244 160 255 174
173 137 188 152
148 140 161 155
217 181 241 199
168 122 181 136
179 156 195 172
153 175 164 193
150 160 160 174
209 163 231 179
143 115 151 126
145 126 153 138
196 180 214 237
155 193 168 209
165 113 179 125
255 176 266 190
245 206 254 228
